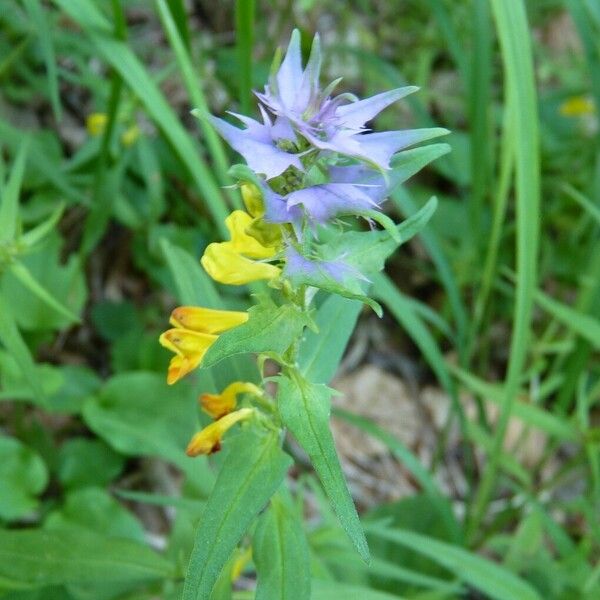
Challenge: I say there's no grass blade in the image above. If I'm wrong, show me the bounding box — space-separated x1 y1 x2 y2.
23 0 62 122
0 140 28 243
468 0 540 540
52 0 230 237
155 0 235 196
235 0 255 115
365 526 542 600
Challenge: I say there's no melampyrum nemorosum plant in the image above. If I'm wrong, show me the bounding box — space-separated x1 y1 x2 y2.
159 30 449 600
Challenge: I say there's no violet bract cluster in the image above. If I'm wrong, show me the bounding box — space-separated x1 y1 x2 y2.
209 29 447 288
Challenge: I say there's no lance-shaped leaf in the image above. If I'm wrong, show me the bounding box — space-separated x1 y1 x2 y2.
9 261 80 324
253 489 311 600
0 295 43 401
0 140 28 243
320 196 438 274
299 295 362 384
277 374 369 562
0 528 174 587
202 303 310 367
284 197 438 316
182 430 292 600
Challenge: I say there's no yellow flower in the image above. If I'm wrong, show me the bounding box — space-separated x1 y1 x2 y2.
201 242 280 285
170 306 248 334
186 408 254 456
241 183 264 218
560 96 596 117
200 381 262 419
226 210 275 259
200 210 281 285
159 329 217 385
86 112 108 136
159 306 248 384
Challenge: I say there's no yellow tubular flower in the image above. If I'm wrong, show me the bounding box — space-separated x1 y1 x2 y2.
159 329 217 385
201 242 281 285
240 183 264 218
170 306 248 334
186 408 254 456
226 210 276 259
160 306 248 384
200 381 262 419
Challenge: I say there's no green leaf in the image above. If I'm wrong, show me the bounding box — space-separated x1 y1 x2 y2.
253 490 311 600
82 372 214 485
0 296 43 402
285 197 438 315
57 438 125 489
45 488 145 543
202 303 310 368
9 261 80 324
0 140 28 243
299 295 362 384
365 526 541 600
1 234 86 331
321 196 438 274
23 0 62 122
451 366 577 441
311 580 400 600
160 238 221 308
182 430 292 600
0 435 48 521
19 202 65 249
277 374 369 562
389 143 451 189
534 288 600 350
51 0 230 237
0 528 174 587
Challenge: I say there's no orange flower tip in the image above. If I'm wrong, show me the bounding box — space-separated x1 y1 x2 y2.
186 439 221 457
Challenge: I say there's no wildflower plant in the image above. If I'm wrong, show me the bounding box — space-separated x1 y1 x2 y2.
161 30 449 599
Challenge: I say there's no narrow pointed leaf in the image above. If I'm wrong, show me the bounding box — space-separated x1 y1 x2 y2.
0 528 174 587
364 526 541 600
277 375 369 561
202 303 309 367
182 430 291 599
253 490 311 600
299 295 362 384
0 295 43 401
20 202 65 248
0 141 28 243
9 261 80 324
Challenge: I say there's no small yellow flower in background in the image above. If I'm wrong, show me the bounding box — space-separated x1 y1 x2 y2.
186 408 254 456
201 242 280 285
121 124 140 147
230 546 253 581
241 183 264 218
86 112 108 136
159 306 248 384
560 96 596 117
200 381 262 419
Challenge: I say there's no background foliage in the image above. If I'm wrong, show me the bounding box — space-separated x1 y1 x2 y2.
0 0 599 598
